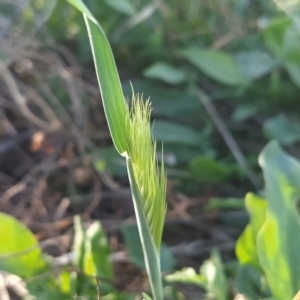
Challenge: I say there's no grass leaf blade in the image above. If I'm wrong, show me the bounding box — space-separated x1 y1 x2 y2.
127 158 163 300
67 0 129 155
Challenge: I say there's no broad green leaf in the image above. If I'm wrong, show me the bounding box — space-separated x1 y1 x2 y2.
180 48 247 86
143 62 187 85
104 0 136 15
285 62 300 87
235 51 277 80
257 141 300 300
0 212 49 278
263 114 300 145
236 193 267 270
189 156 228 184
126 159 163 300
166 268 206 288
26 273 67 299
67 0 129 155
153 121 200 146
200 249 229 300
232 104 259 121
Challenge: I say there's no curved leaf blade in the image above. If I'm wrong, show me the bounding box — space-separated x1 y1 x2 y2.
127 158 163 300
236 193 267 270
257 141 300 300
0 212 49 278
67 0 129 155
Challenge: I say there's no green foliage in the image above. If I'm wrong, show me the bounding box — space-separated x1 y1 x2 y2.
201 249 229 300
104 0 136 15
180 48 248 86
2 0 300 299
67 0 129 155
189 156 229 184
234 265 270 300
167 142 300 300
236 193 267 270
126 159 164 300
167 249 229 300
153 121 201 146
166 267 206 288
67 1 167 299
74 216 113 280
257 142 300 300
144 62 187 85
263 114 300 145
0 212 49 278
236 142 300 300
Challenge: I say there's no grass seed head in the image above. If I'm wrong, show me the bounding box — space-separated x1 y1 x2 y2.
126 93 166 249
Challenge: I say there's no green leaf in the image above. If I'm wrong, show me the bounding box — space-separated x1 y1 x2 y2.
257 141 300 300
126 159 163 300
104 0 136 15
67 0 129 155
235 265 270 300
285 62 300 87
143 62 187 85
200 249 229 300
84 221 113 280
180 48 247 86
0 212 49 278
232 104 259 121
236 193 267 270
73 215 86 271
262 17 292 56
263 114 300 145
166 268 207 288
235 51 277 80
189 156 228 184
74 217 113 280
153 121 200 146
